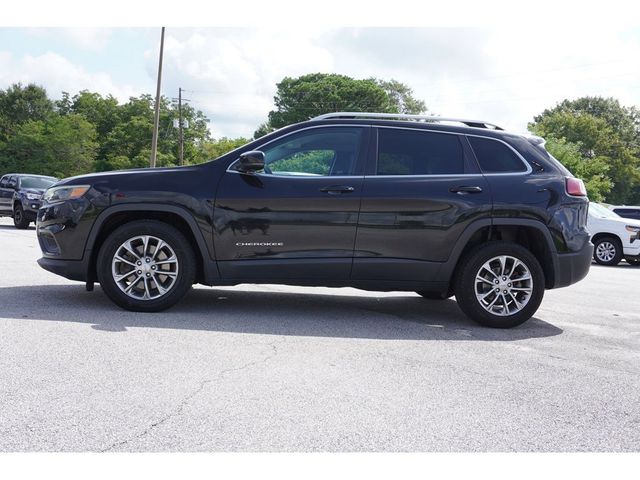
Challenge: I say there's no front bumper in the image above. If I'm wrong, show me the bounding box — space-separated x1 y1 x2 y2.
552 241 593 288
37 257 88 282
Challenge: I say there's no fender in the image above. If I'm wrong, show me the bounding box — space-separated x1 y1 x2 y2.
83 203 219 284
438 217 559 284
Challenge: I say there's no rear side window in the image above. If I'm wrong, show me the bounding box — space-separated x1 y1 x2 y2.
614 208 640 219
377 129 465 175
468 136 527 173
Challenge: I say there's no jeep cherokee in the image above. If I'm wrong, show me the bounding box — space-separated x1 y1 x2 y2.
36 112 592 328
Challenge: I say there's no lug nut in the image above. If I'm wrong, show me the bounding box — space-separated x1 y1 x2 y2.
137 270 142 274
494 280 499 284
146 273 150 277
151 266 156 270
502 277 507 281
137 261 141 266
146 258 151 263
508 283 512 287
503 290 508 294
495 288 499 292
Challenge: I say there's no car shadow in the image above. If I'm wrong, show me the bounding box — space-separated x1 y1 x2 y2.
0 284 563 341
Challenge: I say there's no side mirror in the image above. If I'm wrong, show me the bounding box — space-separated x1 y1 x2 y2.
236 151 265 173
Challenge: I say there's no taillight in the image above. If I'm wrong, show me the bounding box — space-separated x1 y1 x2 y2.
566 177 587 197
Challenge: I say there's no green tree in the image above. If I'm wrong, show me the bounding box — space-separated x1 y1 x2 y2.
374 78 426 114
255 73 426 138
541 136 612 201
0 114 97 178
531 97 640 204
201 137 250 160
0 83 54 142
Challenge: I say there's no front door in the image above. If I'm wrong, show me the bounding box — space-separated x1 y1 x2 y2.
214 125 370 281
0 175 15 213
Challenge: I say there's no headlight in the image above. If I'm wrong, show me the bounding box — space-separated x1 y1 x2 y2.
26 193 41 200
42 185 90 204
625 225 640 233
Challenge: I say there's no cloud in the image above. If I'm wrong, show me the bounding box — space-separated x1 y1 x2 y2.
0 51 139 102
24 28 113 51
144 28 335 138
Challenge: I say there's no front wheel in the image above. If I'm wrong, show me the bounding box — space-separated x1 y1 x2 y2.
453 242 545 328
13 204 30 229
593 236 622 266
96 220 196 312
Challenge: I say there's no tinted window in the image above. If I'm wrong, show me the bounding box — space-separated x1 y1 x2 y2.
377 129 465 175
0 176 7 188
468 136 527 173
19 176 57 189
260 127 363 176
614 208 640 219
7 176 17 188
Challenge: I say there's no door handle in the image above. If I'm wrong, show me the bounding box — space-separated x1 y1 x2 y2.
450 185 483 194
320 185 355 194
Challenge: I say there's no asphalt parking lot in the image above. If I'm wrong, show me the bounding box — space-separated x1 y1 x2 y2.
0 217 639 452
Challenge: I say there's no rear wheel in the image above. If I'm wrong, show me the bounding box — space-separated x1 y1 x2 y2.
97 220 196 312
453 242 544 328
13 204 30 229
593 236 622 266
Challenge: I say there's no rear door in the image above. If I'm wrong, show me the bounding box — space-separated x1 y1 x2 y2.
214 125 370 281
352 126 492 282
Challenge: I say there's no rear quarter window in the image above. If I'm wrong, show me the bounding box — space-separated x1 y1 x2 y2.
468 136 528 173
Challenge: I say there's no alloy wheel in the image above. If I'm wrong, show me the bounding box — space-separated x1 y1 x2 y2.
595 241 616 263
474 255 533 316
111 235 179 300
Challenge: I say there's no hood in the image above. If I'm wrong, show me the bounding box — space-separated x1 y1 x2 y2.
22 188 46 195
591 213 640 228
54 164 201 186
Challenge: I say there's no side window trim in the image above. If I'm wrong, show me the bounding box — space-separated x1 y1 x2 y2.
369 126 479 178
226 124 371 178
465 134 532 175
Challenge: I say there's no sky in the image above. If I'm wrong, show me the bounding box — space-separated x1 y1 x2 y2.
1 26 639 138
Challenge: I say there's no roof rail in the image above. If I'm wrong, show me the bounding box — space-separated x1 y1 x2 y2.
311 112 503 130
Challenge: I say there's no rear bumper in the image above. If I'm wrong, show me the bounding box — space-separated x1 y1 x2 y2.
37 257 87 282
552 242 593 288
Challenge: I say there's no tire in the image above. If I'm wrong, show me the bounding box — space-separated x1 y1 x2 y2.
453 241 545 328
13 204 30 229
416 290 453 300
96 220 196 312
625 257 640 266
593 236 623 266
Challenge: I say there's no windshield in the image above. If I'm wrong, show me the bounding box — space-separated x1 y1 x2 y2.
20 176 57 189
590 202 620 219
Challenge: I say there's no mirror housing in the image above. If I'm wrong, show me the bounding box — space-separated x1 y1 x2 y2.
236 150 265 173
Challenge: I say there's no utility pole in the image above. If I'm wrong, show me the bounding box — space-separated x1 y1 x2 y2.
150 26 165 168
178 87 184 166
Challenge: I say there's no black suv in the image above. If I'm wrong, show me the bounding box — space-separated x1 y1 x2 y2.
36 113 592 328
0 173 58 228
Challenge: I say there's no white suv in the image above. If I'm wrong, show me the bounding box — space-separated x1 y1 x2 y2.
587 202 640 266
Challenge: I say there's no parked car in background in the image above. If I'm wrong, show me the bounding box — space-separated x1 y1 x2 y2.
0 174 58 229
587 202 640 266
608 205 640 221
36 112 592 328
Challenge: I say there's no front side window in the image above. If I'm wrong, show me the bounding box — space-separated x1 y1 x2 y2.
468 136 527 173
376 129 465 175
260 127 363 176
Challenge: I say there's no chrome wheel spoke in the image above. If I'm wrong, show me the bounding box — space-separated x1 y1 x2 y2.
475 254 533 317
112 234 179 301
